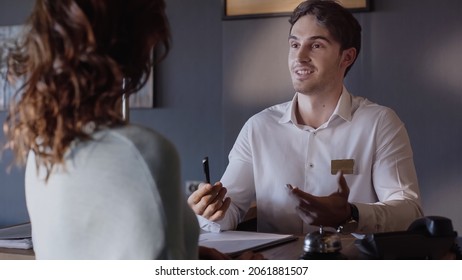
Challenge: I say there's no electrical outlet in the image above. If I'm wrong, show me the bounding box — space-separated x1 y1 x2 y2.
185 180 202 196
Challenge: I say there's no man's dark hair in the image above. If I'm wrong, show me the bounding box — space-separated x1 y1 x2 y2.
289 0 362 76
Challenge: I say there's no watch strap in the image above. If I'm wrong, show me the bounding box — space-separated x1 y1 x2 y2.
350 203 359 222
337 203 359 234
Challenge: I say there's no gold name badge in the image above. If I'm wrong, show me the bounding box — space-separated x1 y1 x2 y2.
331 159 355 175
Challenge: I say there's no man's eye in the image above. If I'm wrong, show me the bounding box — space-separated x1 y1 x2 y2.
290 42 299 48
312 43 321 49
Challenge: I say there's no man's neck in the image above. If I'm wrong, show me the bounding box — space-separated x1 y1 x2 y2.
295 87 343 129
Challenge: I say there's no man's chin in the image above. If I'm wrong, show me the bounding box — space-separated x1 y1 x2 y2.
292 80 315 92
293 85 316 94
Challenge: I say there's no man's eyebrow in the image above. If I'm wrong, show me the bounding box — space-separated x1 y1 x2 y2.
288 34 332 43
310 35 332 43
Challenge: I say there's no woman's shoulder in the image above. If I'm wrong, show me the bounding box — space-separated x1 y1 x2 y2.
108 124 177 156
110 124 169 141
110 124 179 170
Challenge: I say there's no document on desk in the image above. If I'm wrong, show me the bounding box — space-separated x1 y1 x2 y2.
199 230 296 257
0 222 33 249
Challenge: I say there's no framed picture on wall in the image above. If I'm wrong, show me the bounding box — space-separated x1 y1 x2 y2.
223 0 371 19
129 68 155 108
127 48 157 109
0 25 23 111
0 25 155 111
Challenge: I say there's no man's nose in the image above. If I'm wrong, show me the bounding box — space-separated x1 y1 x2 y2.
295 46 311 62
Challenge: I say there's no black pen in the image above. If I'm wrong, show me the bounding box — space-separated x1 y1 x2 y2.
202 156 210 183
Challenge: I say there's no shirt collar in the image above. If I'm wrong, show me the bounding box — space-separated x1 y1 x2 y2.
333 86 353 122
279 86 353 125
279 94 297 124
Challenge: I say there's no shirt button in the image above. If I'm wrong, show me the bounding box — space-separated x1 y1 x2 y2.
309 163 314 168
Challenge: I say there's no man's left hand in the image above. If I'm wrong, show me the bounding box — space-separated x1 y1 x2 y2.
287 172 351 228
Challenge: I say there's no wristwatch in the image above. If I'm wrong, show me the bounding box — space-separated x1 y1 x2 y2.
337 203 359 234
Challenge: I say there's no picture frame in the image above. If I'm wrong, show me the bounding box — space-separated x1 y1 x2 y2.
128 67 155 109
223 0 371 20
0 25 23 111
0 25 155 111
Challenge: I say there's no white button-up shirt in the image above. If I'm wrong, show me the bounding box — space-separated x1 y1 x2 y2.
201 87 422 234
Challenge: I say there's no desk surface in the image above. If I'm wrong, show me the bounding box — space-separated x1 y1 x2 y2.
1 236 458 260
0 236 391 260
0 248 35 260
0 237 355 260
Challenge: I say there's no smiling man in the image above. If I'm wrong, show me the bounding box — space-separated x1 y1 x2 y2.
188 0 423 235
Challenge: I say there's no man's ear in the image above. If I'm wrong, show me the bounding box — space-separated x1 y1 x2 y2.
341 48 357 68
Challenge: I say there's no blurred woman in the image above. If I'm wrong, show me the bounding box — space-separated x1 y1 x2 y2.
4 0 198 259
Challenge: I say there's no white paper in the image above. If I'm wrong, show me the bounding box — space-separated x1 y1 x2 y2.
0 238 33 249
0 223 32 250
0 223 31 239
199 230 296 256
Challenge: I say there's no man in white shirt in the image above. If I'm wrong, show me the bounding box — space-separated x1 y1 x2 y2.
188 0 423 234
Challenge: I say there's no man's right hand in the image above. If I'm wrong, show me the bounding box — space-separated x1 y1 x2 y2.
187 182 231 221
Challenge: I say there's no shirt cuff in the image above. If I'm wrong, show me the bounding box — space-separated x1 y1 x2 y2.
196 215 221 233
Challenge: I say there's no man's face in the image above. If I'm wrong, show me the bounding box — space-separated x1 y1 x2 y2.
288 15 352 95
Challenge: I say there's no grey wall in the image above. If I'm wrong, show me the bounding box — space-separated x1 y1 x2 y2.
1 0 461 234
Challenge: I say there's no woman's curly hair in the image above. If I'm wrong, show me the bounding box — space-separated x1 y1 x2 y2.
3 0 170 178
